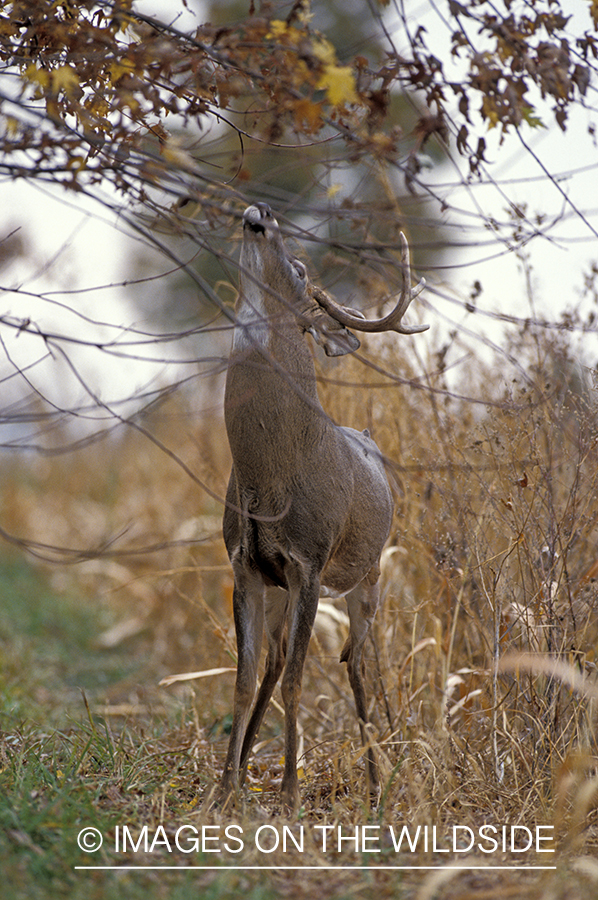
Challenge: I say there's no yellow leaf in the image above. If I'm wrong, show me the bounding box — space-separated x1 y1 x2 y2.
267 19 289 40
24 63 50 89
312 37 337 67
108 58 135 83
311 37 358 106
4 116 20 137
85 95 110 118
318 63 359 106
327 183 342 199
267 19 304 43
481 95 500 128
52 65 80 97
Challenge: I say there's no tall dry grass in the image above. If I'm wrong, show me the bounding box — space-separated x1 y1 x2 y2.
1 313 597 895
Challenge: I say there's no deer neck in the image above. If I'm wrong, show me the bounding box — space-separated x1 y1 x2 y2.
231 275 316 377
225 281 326 456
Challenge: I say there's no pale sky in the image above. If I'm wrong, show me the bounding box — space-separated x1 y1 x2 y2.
1 0 597 446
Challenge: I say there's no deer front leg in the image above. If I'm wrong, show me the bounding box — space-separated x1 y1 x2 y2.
219 564 265 803
279 568 320 810
239 588 288 785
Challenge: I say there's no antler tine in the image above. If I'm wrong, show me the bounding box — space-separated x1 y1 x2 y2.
311 231 428 335
385 232 428 333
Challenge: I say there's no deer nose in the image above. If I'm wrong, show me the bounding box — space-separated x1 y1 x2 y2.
243 203 273 233
243 203 272 220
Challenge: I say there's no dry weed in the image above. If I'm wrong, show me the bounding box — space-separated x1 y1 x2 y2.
1 322 597 896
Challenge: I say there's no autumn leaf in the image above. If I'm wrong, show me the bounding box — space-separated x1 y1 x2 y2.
24 63 50 90
266 19 302 44
4 116 20 137
2 0 593 194
481 95 500 128
312 36 338 68
521 105 545 129
108 58 136 84
318 63 359 106
52 65 81 98
292 98 324 133
312 37 359 106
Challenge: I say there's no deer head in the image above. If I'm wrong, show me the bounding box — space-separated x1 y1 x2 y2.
239 202 428 357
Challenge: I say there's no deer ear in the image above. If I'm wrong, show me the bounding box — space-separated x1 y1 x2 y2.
306 309 361 357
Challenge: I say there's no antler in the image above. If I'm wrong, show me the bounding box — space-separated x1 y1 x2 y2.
311 232 428 335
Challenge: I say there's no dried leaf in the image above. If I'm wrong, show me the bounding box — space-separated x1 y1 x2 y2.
52 65 81 97
159 667 236 687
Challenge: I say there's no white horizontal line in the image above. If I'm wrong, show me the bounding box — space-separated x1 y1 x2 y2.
74 865 558 871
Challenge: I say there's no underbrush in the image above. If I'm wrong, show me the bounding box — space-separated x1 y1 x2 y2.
1 323 597 899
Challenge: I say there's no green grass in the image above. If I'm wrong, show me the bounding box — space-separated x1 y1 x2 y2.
0 558 281 900
0 557 138 722
0 722 277 900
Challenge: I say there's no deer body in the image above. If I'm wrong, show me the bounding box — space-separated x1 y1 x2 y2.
220 203 426 808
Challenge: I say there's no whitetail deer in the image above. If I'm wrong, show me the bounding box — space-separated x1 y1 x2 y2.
219 203 427 809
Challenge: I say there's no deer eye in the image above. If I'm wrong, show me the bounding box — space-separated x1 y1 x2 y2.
292 260 307 280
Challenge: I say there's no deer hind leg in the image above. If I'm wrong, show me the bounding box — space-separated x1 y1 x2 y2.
238 587 288 785
219 561 265 803
340 564 382 803
279 565 320 810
